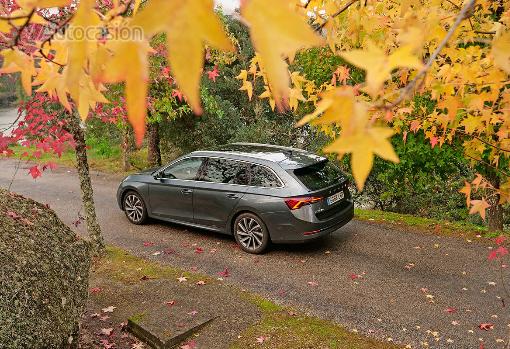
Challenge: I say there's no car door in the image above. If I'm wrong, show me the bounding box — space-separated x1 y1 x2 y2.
192 157 249 230
149 157 205 223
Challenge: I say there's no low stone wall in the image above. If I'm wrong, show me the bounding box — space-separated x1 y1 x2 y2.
0 189 91 348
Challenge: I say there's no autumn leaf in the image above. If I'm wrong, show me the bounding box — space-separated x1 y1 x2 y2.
133 0 233 114
0 48 36 95
492 32 510 74
242 0 322 109
324 114 399 190
341 42 423 95
469 199 490 220
28 165 41 179
95 38 153 145
459 181 471 207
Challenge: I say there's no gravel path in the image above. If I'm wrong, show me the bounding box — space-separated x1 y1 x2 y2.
1 158 509 348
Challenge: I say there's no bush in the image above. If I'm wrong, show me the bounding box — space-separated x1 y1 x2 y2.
0 190 91 348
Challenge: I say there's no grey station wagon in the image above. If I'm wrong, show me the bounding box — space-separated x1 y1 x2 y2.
117 143 354 254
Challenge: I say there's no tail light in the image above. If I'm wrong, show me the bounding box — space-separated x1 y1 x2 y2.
285 196 322 210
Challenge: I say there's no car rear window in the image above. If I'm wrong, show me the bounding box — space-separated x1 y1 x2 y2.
293 161 344 191
249 164 282 188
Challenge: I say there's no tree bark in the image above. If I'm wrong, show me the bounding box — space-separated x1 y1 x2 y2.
121 124 130 172
486 170 504 232
147 122 161 167
68 113 105 254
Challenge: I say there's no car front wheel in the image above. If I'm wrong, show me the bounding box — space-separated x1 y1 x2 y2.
233 213 270 254
123 191 148 225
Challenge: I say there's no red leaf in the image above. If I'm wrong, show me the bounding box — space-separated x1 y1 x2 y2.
195 247 204 254
488 246 508 261
218 268 230 278
496 235 506 246
90 287 102 294
7 211 20 219
143 241 155 247
478 323 494 331
445 307 456 313
28 165 41 179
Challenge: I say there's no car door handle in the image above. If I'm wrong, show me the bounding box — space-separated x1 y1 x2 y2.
181 189 193 195
226 193 239 199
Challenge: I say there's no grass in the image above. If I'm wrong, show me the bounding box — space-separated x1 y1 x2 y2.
93 246 209 284
95 246 400 349
9 144 149 176
354 208 499 239
234 294 399 349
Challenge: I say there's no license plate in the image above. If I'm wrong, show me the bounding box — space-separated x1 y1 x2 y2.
327 191 344 205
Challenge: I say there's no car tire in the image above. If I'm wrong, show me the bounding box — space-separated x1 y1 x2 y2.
123 191 148 225
233 213 270 254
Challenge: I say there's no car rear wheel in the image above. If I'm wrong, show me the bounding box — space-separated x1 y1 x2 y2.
123 191 148 225
234 213 270 254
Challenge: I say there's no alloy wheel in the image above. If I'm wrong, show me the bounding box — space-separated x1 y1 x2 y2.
125 194 144 223
236 217 264 251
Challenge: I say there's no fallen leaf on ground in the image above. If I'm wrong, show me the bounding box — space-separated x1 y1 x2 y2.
102 306 116 313
180 340 196 349
479 323 494 331
165 300 176 306
218 268 230 277
143 241 155 247
307 280 318 286
100 328 114 336
90 287 102 293
256 336 267 344
445 307 456 313
196 280 206 286
177 276 188 283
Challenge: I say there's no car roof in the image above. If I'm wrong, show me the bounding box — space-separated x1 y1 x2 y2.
190 143 327 170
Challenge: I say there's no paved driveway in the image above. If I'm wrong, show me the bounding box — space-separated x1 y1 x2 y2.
1 158 508 348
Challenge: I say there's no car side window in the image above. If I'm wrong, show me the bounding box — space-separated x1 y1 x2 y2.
201 158 249 185
162 157 204 180
250 164 281 188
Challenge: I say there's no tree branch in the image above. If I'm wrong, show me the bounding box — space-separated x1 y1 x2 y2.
316 0 359 32
379 0 476 109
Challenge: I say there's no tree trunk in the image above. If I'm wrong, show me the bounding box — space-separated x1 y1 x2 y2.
68 113 105 254
121 124 130 172
147 122 161 167
486 170 504 232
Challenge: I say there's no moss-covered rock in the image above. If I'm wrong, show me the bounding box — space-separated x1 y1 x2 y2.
0 189 91 348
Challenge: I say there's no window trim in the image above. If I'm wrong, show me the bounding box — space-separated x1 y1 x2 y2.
159 155 285 188
158 156 207 182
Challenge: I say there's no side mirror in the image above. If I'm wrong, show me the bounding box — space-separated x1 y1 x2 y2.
153 171 163 180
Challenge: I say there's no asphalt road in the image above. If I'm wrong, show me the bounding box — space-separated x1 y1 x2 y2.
1 158 509 348
0 108 19 136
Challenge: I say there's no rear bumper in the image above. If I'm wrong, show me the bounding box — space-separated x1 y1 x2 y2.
262 200 354 243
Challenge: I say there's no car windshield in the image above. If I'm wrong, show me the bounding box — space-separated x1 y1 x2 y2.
293 161 344 191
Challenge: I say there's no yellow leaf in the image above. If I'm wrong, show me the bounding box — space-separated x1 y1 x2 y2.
65 0 101 101
341 42 423 95
492 32 510 74
0 48 35 95
459 181 471 207
242 0 322 110
133 0 233 114
95 38 153 145
297 87 355 127
35 61 72 111
239 80 253 100
322 103 399 190
469 199 490 221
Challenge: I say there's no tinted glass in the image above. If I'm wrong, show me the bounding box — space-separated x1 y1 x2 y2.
201 158 249 185
250 165 281 188
294 161 343 191
162 157 204 180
